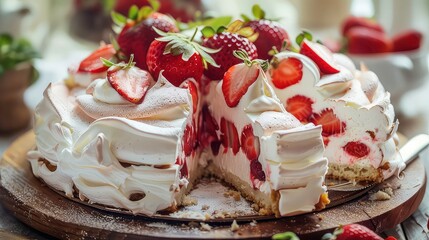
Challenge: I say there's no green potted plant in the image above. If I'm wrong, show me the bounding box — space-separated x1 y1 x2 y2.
0 33 39 133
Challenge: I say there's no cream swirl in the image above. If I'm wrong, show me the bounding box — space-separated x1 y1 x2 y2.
29 73 192 215
77 73 189 121
87 78 130 104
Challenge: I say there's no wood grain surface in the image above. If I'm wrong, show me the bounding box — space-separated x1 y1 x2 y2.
0 132 426 240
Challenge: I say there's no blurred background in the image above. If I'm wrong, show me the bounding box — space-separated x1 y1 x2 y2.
0 0 429 135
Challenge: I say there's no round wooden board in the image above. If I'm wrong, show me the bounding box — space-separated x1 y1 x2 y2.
0 132 426 240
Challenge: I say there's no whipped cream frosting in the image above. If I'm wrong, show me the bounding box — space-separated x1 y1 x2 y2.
29 71 194 215
268 51 404 180
205 66 328 216
67 64 106 87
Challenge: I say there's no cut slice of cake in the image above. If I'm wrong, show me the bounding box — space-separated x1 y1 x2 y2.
203 56 329 216
267 40 405 182
29 71 202 215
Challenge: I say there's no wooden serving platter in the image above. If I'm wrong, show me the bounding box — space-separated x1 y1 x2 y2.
0 132 426 239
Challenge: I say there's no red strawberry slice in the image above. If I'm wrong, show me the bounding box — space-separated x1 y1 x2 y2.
392 30 423 52
78 44 116 73
300 39 340 74
343 141 370 158
182 125 194 156
286 95 314 122
335 224 383 240
222 63 260 107
187 81 199 114
198 105 219 148
241 125 260 161
180 159 188 178
107 65 151 104
310 109 346 136
341 16 384 36
270 57 303 89
220 117 240 155
250 159 266 188
346 27 392 54
211 140 222 156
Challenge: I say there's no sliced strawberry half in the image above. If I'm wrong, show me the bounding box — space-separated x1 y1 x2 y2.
198 105 219 149
286 95 314 122
182 125 195 156
343 141 370 158
222 62 260 108
270 57 303 89
187 81 199 114
180 159 188 178
107 63 151 104
250 159 266 188
78 44 116 73
300 39 340 74
310 109 346 136
241 124 260 161
220 117 240 155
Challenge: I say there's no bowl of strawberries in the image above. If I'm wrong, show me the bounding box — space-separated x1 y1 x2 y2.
338 16 427 103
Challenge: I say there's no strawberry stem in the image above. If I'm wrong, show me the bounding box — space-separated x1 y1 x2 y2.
233 49 268 71
190 28 198 42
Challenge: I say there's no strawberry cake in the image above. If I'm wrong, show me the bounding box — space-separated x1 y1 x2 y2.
28 5 402 218
267 39 404 182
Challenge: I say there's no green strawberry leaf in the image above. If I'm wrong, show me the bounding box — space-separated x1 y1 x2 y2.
241 14 251 22
101 57 115 67
111 11 127 26
202 16 232 31
138 6 153 22
252 4 265 20
216 26 227 34
295 30 313 46
128 5 139 20
148 0 160 12
201 26 216 38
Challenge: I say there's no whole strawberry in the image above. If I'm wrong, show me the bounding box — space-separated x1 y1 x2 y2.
201 20 259 80
322 224 386 240
146 28 218 87
392 29 423 52
243 4 289 60
114 3 179 70
346 27 392 54
341 16 384 36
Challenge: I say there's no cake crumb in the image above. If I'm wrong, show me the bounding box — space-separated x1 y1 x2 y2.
188 221 199 228
250 220 257 227
223 190 241 201
369 190 391 201
201 204 210 211
251 203 260 211
258 208 269 215
383 187 393 196
182 195 198 206
231 220 240 232
200 222 212 231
